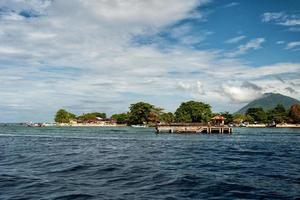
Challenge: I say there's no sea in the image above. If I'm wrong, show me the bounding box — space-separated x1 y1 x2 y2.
0 124 299 200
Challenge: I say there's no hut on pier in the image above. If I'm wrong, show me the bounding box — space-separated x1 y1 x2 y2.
211 115 225 126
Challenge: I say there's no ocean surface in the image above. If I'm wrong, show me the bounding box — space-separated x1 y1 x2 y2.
0 124 299 200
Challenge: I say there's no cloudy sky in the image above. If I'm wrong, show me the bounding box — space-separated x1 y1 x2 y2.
0 0 300 122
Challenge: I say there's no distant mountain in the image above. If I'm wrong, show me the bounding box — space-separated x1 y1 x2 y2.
236 93 300 114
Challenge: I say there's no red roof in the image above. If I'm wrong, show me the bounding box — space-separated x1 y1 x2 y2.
211 115 225 120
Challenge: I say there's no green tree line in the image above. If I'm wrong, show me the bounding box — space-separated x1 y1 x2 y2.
54 102 300 125
54 110 106 123
230 104 300 124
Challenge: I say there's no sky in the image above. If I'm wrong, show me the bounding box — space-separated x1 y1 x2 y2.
0 0 300 122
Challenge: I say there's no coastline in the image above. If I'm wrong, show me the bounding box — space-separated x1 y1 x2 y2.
22 122 300 129
56 123 127 127
245 124 300 128
275 124 300 128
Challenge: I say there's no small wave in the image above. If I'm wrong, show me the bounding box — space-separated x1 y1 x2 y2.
21 181 50 190
53 193 94 200
50 164 91 173
231 150 274 157
293 177 300 184
0 174 39 188
202 182 259 197
95 164 122 173
159 174 204 188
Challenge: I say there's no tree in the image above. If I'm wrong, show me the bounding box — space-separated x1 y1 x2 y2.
159 112 175 123
232 113 254 124
92 112 106 118
175 101 212 123
111 113 129 124
128 102 156 125
273 104 286 114
245 114 255 123
289 104 300 123
220 112 233 124
233 113 245 124
55 109 76 123
267 104 287 123
77 112 106 121
246 107 268 123
148 107 164 124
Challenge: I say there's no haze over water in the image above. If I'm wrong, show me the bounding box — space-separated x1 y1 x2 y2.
1 125 299 199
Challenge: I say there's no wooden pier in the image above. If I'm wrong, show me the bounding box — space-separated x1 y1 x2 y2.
156 123 233 134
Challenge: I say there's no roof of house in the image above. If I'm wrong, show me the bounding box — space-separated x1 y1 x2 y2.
211 115 225 120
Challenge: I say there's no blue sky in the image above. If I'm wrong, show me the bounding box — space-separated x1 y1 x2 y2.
0 0 300 122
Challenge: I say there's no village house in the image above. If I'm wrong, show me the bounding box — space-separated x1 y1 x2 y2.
70 117 117 126
211 115 225 126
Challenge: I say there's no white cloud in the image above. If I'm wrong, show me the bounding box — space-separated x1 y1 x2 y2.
288 27 300 32
262 12 300 28
1 12 25 21
225 35 246 44
176 80 205 95
0 0 214 121
221 78 300 104
165 23 213 45
279 19 300 26
0 1 299 122
224 2 240 8
276 41 285 45
262 12 284 23
51 0 203 30
0 0 52 14
285 41 300 49
177 81 194 91
235 63 300 79
222 84 263 103
0 46 24 54
196 81 205 95
225 38 265 57
27 32 56 40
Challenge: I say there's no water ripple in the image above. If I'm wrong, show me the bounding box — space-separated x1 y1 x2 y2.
0 126 299 199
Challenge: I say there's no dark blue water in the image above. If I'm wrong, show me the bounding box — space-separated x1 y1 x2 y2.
0 125 299 200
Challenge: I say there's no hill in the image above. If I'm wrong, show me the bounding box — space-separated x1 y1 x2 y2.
236 93 300 114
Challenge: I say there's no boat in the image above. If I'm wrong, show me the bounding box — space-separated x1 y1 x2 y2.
267 121 276 128
26 122 45 127
26 122 55 127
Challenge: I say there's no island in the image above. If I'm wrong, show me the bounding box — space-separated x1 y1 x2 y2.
49 99 300 130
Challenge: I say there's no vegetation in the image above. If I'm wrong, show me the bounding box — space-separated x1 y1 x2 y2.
54 110 106 123
220 112 233 124
54 101 300 125
159 112 175 123
77 112 106 120
225 103 300 124
127 102 163 125
174 101 212 123
289 104 300 123
246 107 268 123
54 109 76 123
111 113 129 124
267 104 287 123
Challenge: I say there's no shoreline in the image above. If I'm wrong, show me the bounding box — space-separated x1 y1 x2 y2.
245 124 300 128
2 123 300 129
56 123 127 127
